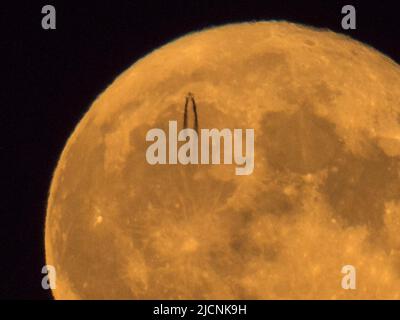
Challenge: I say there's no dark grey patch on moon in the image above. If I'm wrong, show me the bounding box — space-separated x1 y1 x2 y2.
229 232 279 261
259 106 400 229
208 206 280 282
320 142 400 229
304 39 316 46
243 51 287 74
253 187 294 215
311 81 342 106
260 107 344 174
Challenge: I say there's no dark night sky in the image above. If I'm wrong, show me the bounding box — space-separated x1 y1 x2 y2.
2 0 399 299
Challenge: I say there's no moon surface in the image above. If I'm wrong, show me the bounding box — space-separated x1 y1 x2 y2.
45 22 400 299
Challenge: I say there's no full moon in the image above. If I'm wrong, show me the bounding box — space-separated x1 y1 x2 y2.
45 22 400 299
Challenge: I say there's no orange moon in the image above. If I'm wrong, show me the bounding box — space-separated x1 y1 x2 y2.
45 22 400 299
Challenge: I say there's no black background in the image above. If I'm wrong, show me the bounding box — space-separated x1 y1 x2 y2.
2 0 399 300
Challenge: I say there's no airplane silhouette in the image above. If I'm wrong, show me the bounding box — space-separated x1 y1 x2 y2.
183 92 199 133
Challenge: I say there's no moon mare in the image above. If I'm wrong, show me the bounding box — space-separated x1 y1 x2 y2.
45 22 400 299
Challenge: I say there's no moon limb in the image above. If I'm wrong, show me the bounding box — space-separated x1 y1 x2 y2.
45 21 400 299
